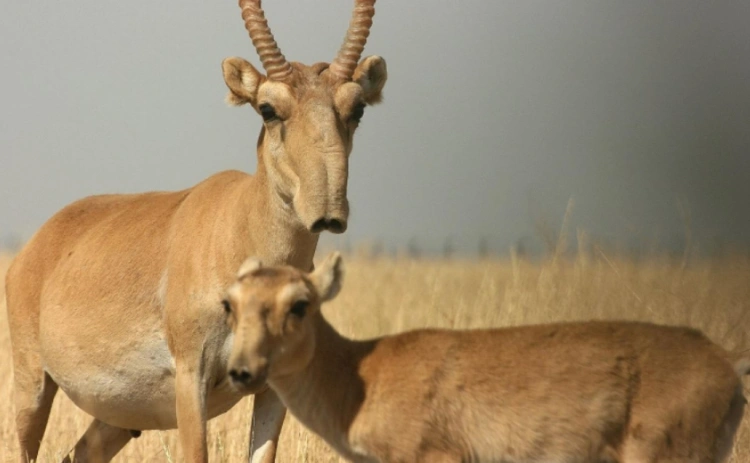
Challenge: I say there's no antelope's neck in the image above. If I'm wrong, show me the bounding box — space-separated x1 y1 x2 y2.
239 164 319 270
270 318 375 458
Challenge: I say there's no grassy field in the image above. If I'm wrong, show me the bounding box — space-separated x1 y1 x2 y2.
1 249 749 462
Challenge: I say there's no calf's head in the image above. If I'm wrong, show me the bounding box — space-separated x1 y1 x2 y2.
224 252 343 392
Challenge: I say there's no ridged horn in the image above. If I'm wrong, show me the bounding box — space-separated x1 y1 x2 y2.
238 0 293 82
329 0 376 80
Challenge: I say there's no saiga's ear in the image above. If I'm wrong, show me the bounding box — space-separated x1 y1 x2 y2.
222 57 264 107
310 252 344 302
353 55 387 105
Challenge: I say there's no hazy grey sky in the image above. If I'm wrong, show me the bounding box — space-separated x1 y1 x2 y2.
1 1 749 254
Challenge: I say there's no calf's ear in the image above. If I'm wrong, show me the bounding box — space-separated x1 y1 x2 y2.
237 257 262 279
311 252 344 302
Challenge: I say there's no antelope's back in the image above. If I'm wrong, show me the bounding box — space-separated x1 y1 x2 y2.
6 188 188 324
5 170 253 316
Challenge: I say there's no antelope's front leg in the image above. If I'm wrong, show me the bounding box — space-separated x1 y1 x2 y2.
249 387 287 463
175 363 208 463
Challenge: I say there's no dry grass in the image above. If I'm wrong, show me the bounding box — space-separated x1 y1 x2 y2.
1 250 749 462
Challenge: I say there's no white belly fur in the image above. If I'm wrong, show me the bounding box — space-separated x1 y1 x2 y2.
42 319 245 430
52 342 177 429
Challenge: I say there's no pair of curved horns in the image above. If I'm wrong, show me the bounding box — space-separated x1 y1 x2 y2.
238 0 376 82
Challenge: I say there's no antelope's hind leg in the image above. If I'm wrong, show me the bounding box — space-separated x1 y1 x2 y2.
61 419 133 463
8 268 59 462
12 368 58 463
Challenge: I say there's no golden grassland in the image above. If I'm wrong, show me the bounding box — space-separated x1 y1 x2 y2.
1 249 750 462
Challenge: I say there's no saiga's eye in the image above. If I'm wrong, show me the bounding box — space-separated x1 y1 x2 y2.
349 103 365 123
259 103 278 122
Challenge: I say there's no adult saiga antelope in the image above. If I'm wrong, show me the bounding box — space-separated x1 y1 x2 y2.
5 1 386 461
225 253 750 463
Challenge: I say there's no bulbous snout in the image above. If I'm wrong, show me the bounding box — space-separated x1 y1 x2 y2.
309 217 348 234
296 148 350 235
300 194 349 235
227 357 268 394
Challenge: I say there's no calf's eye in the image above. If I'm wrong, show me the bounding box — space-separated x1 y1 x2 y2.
290 300 309 318
221 299 232 313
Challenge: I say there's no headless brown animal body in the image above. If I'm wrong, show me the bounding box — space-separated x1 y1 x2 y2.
225 254 749 463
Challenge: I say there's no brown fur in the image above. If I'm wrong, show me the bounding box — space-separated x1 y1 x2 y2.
5 48 387 463
226 253 750 463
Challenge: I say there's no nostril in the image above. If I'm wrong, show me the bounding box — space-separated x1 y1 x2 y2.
229 368 252 383
310 218 327 233
328 219 346 234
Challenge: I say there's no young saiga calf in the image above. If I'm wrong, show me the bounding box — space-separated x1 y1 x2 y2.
224 252 750 463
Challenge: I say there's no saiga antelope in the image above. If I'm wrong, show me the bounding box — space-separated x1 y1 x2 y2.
4 1 387 461
226 253 750 463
